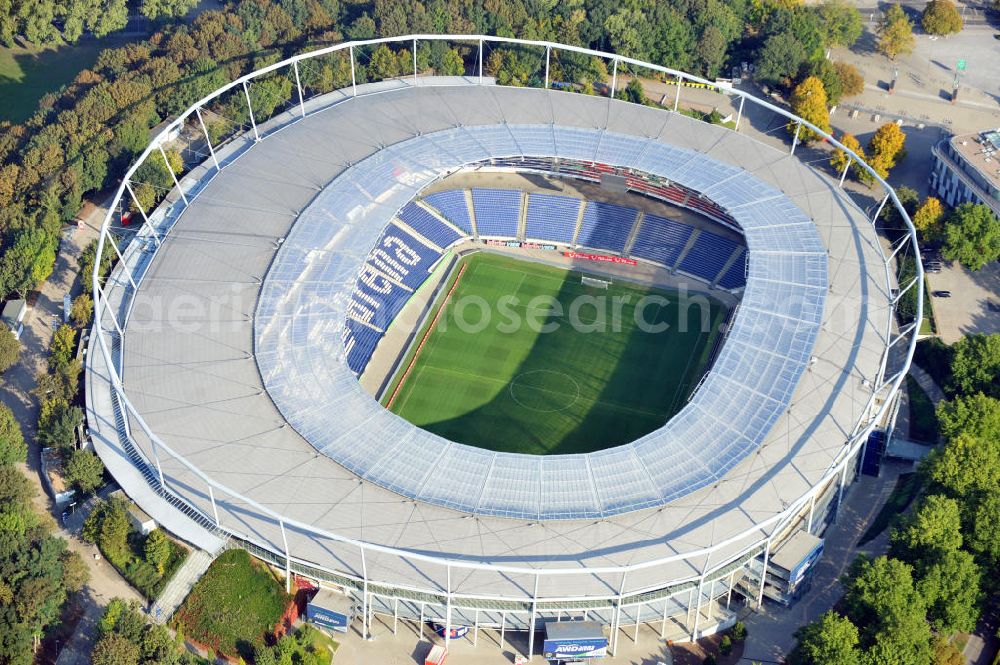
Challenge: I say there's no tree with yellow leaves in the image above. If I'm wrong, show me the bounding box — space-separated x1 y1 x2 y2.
830 133 875 185
869 122 907 171
913 196 945 240
788 76 831 144
877 4 915 60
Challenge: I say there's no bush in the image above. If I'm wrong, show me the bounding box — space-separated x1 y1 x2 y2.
703 655 717 665
720 633 733 655
0 328 20 374
84 499 188 598
731 620 748 641
0 404 26 466
172 549 291 660
49 324 77 370
65 448 104 494
70 293 93 328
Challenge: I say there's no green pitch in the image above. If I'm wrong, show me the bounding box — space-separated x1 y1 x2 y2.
386 252 727 455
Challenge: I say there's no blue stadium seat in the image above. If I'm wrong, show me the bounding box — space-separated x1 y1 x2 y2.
471 189 521 237
342 319 383 374
629 213 693 267
575 201 637 252
342 223 444 373
717 249 747 289
422 190 473 233
398 202 463 249
524 194 582 243
679 230 740 282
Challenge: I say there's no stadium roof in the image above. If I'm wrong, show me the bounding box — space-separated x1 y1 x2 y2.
255 122 826 520
89 81 893 598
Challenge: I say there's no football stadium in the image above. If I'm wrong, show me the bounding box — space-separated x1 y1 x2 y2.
84 35 922 656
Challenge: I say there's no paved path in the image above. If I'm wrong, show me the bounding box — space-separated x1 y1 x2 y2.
909 363 947 406
0 197 144 665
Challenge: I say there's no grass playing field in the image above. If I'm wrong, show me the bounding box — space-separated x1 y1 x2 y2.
385 252 728 455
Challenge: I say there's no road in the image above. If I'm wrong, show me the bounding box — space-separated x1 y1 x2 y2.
0 195 143 665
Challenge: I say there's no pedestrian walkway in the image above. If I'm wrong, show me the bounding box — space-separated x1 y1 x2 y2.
909 363 947 406
150 548 216 624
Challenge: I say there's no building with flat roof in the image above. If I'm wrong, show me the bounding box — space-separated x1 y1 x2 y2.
930 130 1000 216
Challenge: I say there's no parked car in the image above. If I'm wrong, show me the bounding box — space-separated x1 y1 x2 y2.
932 291 952 298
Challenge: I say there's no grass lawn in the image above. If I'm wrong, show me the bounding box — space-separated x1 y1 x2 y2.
387 252 727 455
906 374 939 443
857 472 922 547
172 549 291 661
0 41 111 124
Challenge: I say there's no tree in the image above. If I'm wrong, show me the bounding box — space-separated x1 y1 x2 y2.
368 44 401 80
917 549 982 633
98 500 131 566
947 336 1000 399
0 328 20 374
869 122 907 170
891 495 964 565
696 25 727 79
140 0 198 20
842 556 934 665
143 529 171 574
789 611 862 665
969 492 1000 568
788 76 830 143
913 197 945 240
933 636 965 665
830 133 873 184
922 0 963 35
882 185 920 227
806 59 843 106
755 32 808 87
92 632 140 665
61 550 89 593
819 0 864 47
0 228 57 297
37 404 83 451
926 432 1000 502
942 203 1000 271
70 293 93 328
0 403 26 466
834 61 865 97
619 78 647 105
936 391 999 445
878 4 916 59
65 449 104 494
50 324 77 370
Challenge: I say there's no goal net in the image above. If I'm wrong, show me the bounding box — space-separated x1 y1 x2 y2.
581 275 611 289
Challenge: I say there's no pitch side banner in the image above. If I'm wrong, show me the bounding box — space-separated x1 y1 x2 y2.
483 239 557 250
563 251 637 266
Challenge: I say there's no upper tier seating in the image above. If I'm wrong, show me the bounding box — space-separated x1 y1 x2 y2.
471 189 522 237
423 190 473 233
629 213 693 268
524 193 582 243
575 201 638 252
397 202 462 249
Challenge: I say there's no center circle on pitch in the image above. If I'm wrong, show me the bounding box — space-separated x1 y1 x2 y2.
508 370 581 413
